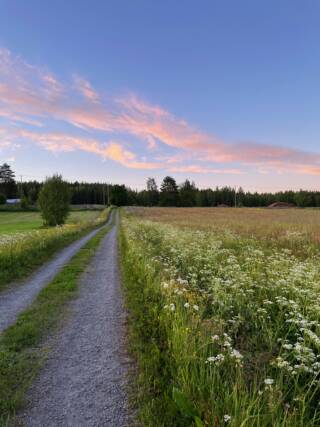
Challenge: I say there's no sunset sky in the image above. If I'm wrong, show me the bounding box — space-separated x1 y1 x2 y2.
0 0 319 191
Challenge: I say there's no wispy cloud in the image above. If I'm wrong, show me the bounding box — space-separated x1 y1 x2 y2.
0 47 320 176
73 74 99 103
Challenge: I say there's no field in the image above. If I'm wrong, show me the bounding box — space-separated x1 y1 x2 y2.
0 209 109 289
0 210 101 235
121 207 320 426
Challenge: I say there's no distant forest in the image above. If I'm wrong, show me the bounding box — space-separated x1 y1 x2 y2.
0 163 319 207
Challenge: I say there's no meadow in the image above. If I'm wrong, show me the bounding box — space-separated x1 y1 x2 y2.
0 209 109 289
121 207 320 426
0 210 101 234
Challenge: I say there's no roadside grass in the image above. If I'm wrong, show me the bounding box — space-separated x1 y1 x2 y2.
0 217 113 426
0 210 101 234
0 209 110 290
121 211 320 427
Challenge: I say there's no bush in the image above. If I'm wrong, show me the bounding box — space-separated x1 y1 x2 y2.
0 193 5 205
20 196 30 210
38 175 70 226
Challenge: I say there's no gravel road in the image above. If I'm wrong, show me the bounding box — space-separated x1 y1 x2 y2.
0 213 113 334
16 211 133 427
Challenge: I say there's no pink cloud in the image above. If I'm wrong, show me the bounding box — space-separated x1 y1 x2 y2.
17 129 161 170
73 75 99 103
1 47 320 176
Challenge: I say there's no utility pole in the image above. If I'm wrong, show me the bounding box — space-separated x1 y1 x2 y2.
102 185 106 206
107 184 110 206
20 175 23 199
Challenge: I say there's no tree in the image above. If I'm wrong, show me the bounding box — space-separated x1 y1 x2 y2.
110 184 128 206
179 179 197 206
38 175 70 226
146 177 159 206
0 163 17 198
0 193 6 205
294 190 313 208
160 176 179 206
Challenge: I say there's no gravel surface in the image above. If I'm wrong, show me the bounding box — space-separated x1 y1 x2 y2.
16 211 133 427
0 214 112 334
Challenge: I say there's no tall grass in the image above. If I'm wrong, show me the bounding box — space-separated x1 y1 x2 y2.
121 213 320 426
0 208 110 290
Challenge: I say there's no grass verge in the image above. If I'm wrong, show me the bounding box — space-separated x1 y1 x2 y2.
0 218 113 426
0 208 111 291
120 219 176 427
120 212 320 427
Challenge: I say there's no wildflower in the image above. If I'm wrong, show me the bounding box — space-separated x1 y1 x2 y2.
224 414 231 422
169 303 175 312
211 335 219 342
184 302 190 308
193 304 199 311
264 378 274 385
230 349 243 360
206 354 225 363
283 343 293 350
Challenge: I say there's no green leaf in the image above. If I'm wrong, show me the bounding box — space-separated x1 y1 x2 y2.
172 387 198 418
194 416 205 427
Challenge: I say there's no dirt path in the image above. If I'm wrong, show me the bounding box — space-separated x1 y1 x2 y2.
16 211 132 427
0 213 113 334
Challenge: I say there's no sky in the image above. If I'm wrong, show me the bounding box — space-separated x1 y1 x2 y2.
0 0 319 191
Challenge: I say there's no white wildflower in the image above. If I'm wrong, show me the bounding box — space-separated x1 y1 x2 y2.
230 349 243 360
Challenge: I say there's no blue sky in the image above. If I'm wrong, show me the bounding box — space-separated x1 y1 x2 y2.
0 0 319 190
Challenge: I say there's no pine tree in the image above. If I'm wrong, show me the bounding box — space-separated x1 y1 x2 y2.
0 163 17 198
160 176 179 206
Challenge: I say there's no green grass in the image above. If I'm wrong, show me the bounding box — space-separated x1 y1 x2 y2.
0 209 110 290
0 220 113 426
121 211 320 427
0 210 101 235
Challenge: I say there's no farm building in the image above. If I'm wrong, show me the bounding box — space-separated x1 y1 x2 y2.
6 198 21 205
267 201 296 209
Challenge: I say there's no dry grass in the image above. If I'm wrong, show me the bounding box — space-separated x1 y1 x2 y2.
121 207 320 426
129 207 320 244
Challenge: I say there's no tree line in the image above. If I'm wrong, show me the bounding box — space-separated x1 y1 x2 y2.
0 163 319 208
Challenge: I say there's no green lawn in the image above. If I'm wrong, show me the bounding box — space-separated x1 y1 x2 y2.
0 211 100 234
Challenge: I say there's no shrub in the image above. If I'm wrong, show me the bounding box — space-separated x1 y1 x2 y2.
0 193 6 205
38 175 70 226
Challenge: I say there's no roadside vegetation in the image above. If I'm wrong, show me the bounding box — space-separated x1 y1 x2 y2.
0 217 113 426
0 210 101 235
0 209 110 290
121 208 320 426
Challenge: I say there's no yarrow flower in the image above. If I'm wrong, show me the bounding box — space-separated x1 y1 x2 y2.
264 378 274 385
224 414 231 422
230 349 243 360
206 354 225 363
184 302 190 308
